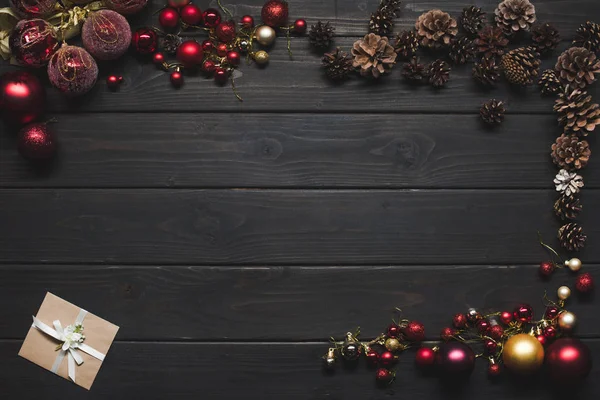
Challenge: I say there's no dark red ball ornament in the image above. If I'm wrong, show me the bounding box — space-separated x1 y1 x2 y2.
575 272 594 294
0 71 45 126
488 363 501 377
537 335 548 346
436 342 476 380
176 40 203 68
366 349 379 365
131 27 158 54
170 70 183 87
202 59 216 74
201 40 214 53
387 324 400 337
226 50 240 66
488 325 504 340
545 306 560 320
440 327 455 341
180 4 202 25
293 18 307 34
500 311 513 325
153 52 165 64
375 368 394 383
539 261 555 277
9 19 59 68
240 15 254 28
261 0 288 27
415 347 436 369
545 338 592 383
216 42 228 57
159 8 179 30
9 0 56 18
476 319 490 334
17 122 56 160
167 0 189 8
452 313 467 329
215 21 236 43
513 304 534 323
202 8 221 28
106 75 123 90
403 321 425 342
214 67 229 84
379 351 397 367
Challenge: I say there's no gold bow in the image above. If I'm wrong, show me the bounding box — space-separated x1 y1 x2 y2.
46 0 105 41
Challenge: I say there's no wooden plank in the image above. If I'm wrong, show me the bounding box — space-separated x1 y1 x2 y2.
0 189 597 264
1 340 599 399
2 113 594 189
0 265 597 340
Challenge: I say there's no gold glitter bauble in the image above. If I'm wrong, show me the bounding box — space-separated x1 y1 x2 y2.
253 50 269 65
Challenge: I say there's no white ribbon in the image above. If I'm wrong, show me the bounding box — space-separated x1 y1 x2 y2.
31 309 105 383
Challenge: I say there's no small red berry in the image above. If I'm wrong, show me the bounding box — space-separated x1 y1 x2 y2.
379 351 396 367
476 319 490 334
415 347 436 369
488 363 501 377
403 321 425 342
106 75 123 90
293 18 307 34
575 272 594 294
452 313 467 329
203 8 221 28
153 52 165 64
170 70 183 87
201 40 214 53
440 327 455 341
543 326 557 339
513 304 534 323
488 325 504 340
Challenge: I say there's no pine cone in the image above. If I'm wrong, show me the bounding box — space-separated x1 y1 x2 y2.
538 69 562 95
322 48 354 81
369 0 401 36
460 6 486 36
531 23 560 53
558 223 587 252
161 34 181 55
553 88 600 136
551 134 591 170
494 0 536 35
554 194 582 221
501 46 540 86
554 169 584 196
402 56 427 83
449 37 476 65
475 26 509 58
351 33 397 78
473 57 501 87
573 21 600 55
480 99 506 124
427 59 451 87
309 21 335 49
415 9 458 49
394 30 419 60
555 47 600 89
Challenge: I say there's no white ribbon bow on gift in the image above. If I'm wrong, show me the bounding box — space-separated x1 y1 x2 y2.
31 309 105 383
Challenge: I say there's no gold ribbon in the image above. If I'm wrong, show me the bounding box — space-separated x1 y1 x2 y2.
46 0 105 41
0 7 19 61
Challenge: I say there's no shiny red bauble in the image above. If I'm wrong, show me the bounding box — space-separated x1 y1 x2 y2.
415 347 436 368
575 272 594 294
440 327 455 342
131 27 158 54
201 40 214 53
484 339 498 355
537 335 548 346
0 71 45 125
387 324 400 337
365 350 379 365
170 70 183 87
214 67 229 84
17 122 56 160
215 21 236 43
167 0 189 8
180 4 202 25
202 8 221 28
9 0 57 18
545 338 592 383
106 75 123 90
379 351 396 367
436 342 476 380
176 40 203 67
226 50 241 66
261 0 288 27
452 313 467 329
293 18 307 34
539 261 555 277
476 319 490 334
159 8 179 29
403 321 425 342
513 304 534 323
488 363 501 377
201 59 216 73
9 19 58 68
545 306 560 320
375 368 394 383
500 310 513 325
488 325 504 340
240 15 254 28
216 42 228 57
153 52 165 64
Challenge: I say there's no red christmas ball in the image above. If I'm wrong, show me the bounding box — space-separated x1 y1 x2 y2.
201 40 214 53
226 50 241 66
545 338 592 383
488 363 502 377
240 15 254 28
261 0 288 27
440 327 455 341
500 311 513 325
82 10 132 61
484 340 498 355
131 27 158 55
159 8 179 30
537 335 548 346
214 67 229 84
476 319 490 334
167 0 189 8
201 59 216 74
0 71 45 125
176 40 203 68
379 351 396 367
202 8 222 28
9 0 56 18
545 306 560 320
9 19 58 68
180 4 202 25
153 52 165 64
106 75 123 90
366 349 379 365
436 342 476 380
544 326 557 339
415 347 436 368
48 45 98 96
403 321 425 342
513 304 534 323
216 42 228 57
387 324 400 337
452 313 467 329
17 122 56 160
539 261 555 277
375 368 394 383
293 18 307 34
170 70 183 87
575 272 594 294
215 21 236 43
488 325 504 340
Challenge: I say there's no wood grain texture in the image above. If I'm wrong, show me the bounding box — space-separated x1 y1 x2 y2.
1 340 598 399
0 265 597 340
0 189 597 264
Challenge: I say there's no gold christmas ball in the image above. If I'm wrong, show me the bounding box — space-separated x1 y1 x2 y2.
502 333 545 375
565 258 582 272
557 286 571 300
558 311 577 332
385 338 401 352
255 25 276 46
253 50 269 65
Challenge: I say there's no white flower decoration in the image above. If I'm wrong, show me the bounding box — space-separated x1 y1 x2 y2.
554 169 584 196
0 8 19 61
61 323 85 351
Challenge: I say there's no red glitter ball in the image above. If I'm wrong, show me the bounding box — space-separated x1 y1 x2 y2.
488 325 504 340
539 261 555 277
202 59 216 74
545 306 560 320
261 0 288 27
240 15 254 28
575 272 594 294
375 368 394 383
202 8 221 28
180 4 202 25
215 21 236 43
440 327 455 341
9 19 58 68
484 340 498 355
452 313 467 329
403 321 425 342
488 363 501 377
379 351 396 367
513 304 534 323
415 347 436 368
499 311 513 325
17 122 56 160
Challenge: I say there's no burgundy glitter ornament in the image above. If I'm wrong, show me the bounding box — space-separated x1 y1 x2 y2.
131 27 158 55
545 306 560 320
500 311 513 325
440 327 455 341
0 71 45 125
9 19 58 68
159 8 179 30
180 4 202 25
539 261 555 277
403 321 425 341
488 325 504 340
104 0 148 15
452 313 467 329
375 368 394 383
202 59 216 74
379 351 396 367
436 342 476 380
82 10 132 61
215 21 236 43
47 45 98 96
387 324 400 337
545 338 592 383
575 272 594 294
9 0 56 18
513 304 534 323
415 347 436 368
294 18 307 34
17 122 56 160
203 8 222 28
176 40 203 68
261 0 288 27
241 15 254 28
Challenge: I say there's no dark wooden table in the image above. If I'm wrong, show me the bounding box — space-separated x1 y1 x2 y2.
1 0 599 398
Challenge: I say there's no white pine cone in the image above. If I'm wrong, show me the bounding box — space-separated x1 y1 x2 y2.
554 169 584 196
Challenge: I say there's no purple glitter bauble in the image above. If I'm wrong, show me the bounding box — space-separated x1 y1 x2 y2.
9 19 58 68
47 45 98 96
104 0 148 15
9 0 56 18
82 10 132 61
